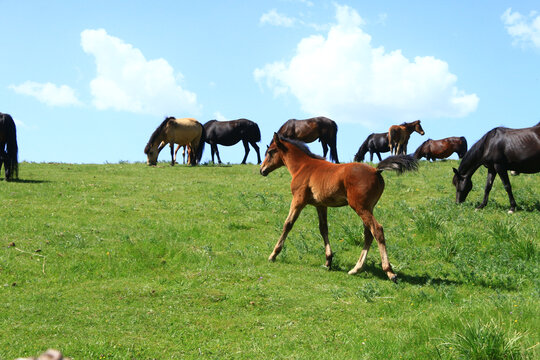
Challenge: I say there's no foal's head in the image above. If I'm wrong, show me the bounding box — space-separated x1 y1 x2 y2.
260 133 287 176
412 120 425 135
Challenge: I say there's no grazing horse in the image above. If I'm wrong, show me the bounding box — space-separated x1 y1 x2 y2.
260 133 418 281
144 117 205 166
388 120 425 155
354 132 390 162
0 112 18 180
277 116 339 163
204 119 262 164
452 123 540 213
414 136 468 161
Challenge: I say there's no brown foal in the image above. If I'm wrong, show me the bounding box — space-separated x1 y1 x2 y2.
260 133 417 281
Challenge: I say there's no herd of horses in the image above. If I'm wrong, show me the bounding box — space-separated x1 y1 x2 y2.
2 110 539 280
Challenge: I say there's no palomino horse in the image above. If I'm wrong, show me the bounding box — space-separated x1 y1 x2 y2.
204 119 262 164
354 132 390 162
144 117 205 166
453 123 540 213
0 112 18 180
277 116 339 163
260 133 418 281
388 120 425 155
414 136 467 161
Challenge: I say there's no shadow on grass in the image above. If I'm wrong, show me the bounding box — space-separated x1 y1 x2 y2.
1 179 50 184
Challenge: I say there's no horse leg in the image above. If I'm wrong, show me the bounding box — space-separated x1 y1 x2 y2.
250 141 262 164
182 145 186 164
376 152 382 162
169 143 175 166
477 167 496 210
214 144 222 164
210 143 216 163
269 200 305 262
495 165 518 213
321 141 329 160
241 140 250 164
316 206 333 269
348 225 373 275
351 209 396 281
173 144 182 164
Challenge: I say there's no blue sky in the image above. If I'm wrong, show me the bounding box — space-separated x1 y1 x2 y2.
1 1 540 164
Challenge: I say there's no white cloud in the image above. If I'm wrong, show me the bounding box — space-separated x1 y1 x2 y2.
80 29 200 116
254 5 478 125
213 112 228 122
9 81 81 107
260 9 296 27
502 8 540 48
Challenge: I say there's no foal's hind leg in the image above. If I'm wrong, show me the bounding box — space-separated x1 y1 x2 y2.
316 206 333 269
269 200 305 262
352 210 396 281
348 224 373 275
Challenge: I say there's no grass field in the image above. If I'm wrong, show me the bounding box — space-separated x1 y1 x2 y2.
1 160 538 359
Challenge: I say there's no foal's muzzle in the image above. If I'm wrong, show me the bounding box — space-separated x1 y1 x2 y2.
260 168 268 176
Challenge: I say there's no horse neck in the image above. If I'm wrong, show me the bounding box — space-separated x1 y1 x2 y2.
405 124 417 135
281 146 314 176
458 148 482 177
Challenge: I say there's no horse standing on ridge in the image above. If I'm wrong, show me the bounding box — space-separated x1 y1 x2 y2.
452 122 540 213
414 136 467 161
354 132 390 162
260 133 418 281
0 112 18 180
388 120 425 155
277 116 340 163
144 117 205 166
204 119 262 164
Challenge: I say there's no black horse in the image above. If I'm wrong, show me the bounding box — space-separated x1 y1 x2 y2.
452 122 540 213
204 119 262 164
277 116 339 163
0 113 18 181
353 132 390 162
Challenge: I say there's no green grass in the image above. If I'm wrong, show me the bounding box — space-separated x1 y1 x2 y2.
0 160 538 359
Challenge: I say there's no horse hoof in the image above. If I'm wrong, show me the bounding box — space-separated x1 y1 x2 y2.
508 209 515 214
390 275 398 283
268 255 276 262
347 269 358 275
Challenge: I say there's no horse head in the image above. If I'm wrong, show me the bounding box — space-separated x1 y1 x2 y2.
260 133 287 176
413 120 425 136
452 168 472 203
144 141 160 166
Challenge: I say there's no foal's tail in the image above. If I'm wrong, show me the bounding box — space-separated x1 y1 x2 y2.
376 155 417 174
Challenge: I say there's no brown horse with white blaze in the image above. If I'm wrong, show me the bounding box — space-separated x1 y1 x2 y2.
388 120 425 155
260 133 418 281
144 117 205 166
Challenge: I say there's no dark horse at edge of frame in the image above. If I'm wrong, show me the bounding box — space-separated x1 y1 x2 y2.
204 119 262 164
452 122 540 213
414 136 468 161
260 133 418 281
0 112 18 181
354 132 390 162
277 116 339 163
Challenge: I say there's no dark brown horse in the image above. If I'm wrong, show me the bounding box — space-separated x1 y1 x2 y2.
260 133 417 281
388 120 425 155
354 132 390 162
277 116 339 163
0 113 18 180
452 123 540 213
414 136 467 161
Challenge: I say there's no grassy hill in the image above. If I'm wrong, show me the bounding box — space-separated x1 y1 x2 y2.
1 161 538 359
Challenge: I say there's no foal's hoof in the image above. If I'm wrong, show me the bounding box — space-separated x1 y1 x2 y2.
390 275 398 283
268 255 276 262
347 269 358 275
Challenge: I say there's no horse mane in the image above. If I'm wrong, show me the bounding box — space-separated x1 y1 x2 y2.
413 139 430 158
354 134 373 162
458 129 498 173
278 134 325 160
144 117 173 154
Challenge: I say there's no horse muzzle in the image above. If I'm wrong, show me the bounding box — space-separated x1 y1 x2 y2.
260 168 268 177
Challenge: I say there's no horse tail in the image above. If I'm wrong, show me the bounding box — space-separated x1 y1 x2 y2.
354 134 371 162
458 136 468 158
377 155 418 174
193 122 206 165
252 121 261 142
1 114 18 180
328 120 339 163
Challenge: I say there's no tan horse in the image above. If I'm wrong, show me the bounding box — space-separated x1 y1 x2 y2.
144 117 205 166
388 120 425 155
260 133 418 281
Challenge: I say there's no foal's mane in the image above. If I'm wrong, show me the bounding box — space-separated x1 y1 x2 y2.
277 135 325 160
144 117 174 153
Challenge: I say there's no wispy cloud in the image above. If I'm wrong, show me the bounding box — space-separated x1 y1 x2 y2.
260 9 296 27
9 81 81 107
502 8 540 49
81 28 200 116
255 5 478 125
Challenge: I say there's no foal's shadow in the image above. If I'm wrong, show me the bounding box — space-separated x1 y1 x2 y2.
1 178 50 184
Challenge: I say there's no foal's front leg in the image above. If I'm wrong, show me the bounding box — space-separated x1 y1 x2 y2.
316 206 333 269
269 200 305 261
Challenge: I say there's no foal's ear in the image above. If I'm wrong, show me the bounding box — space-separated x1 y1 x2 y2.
452 168 459 175
273 132 288 151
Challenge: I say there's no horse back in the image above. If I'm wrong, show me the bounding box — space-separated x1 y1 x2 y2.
484 126 540 172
